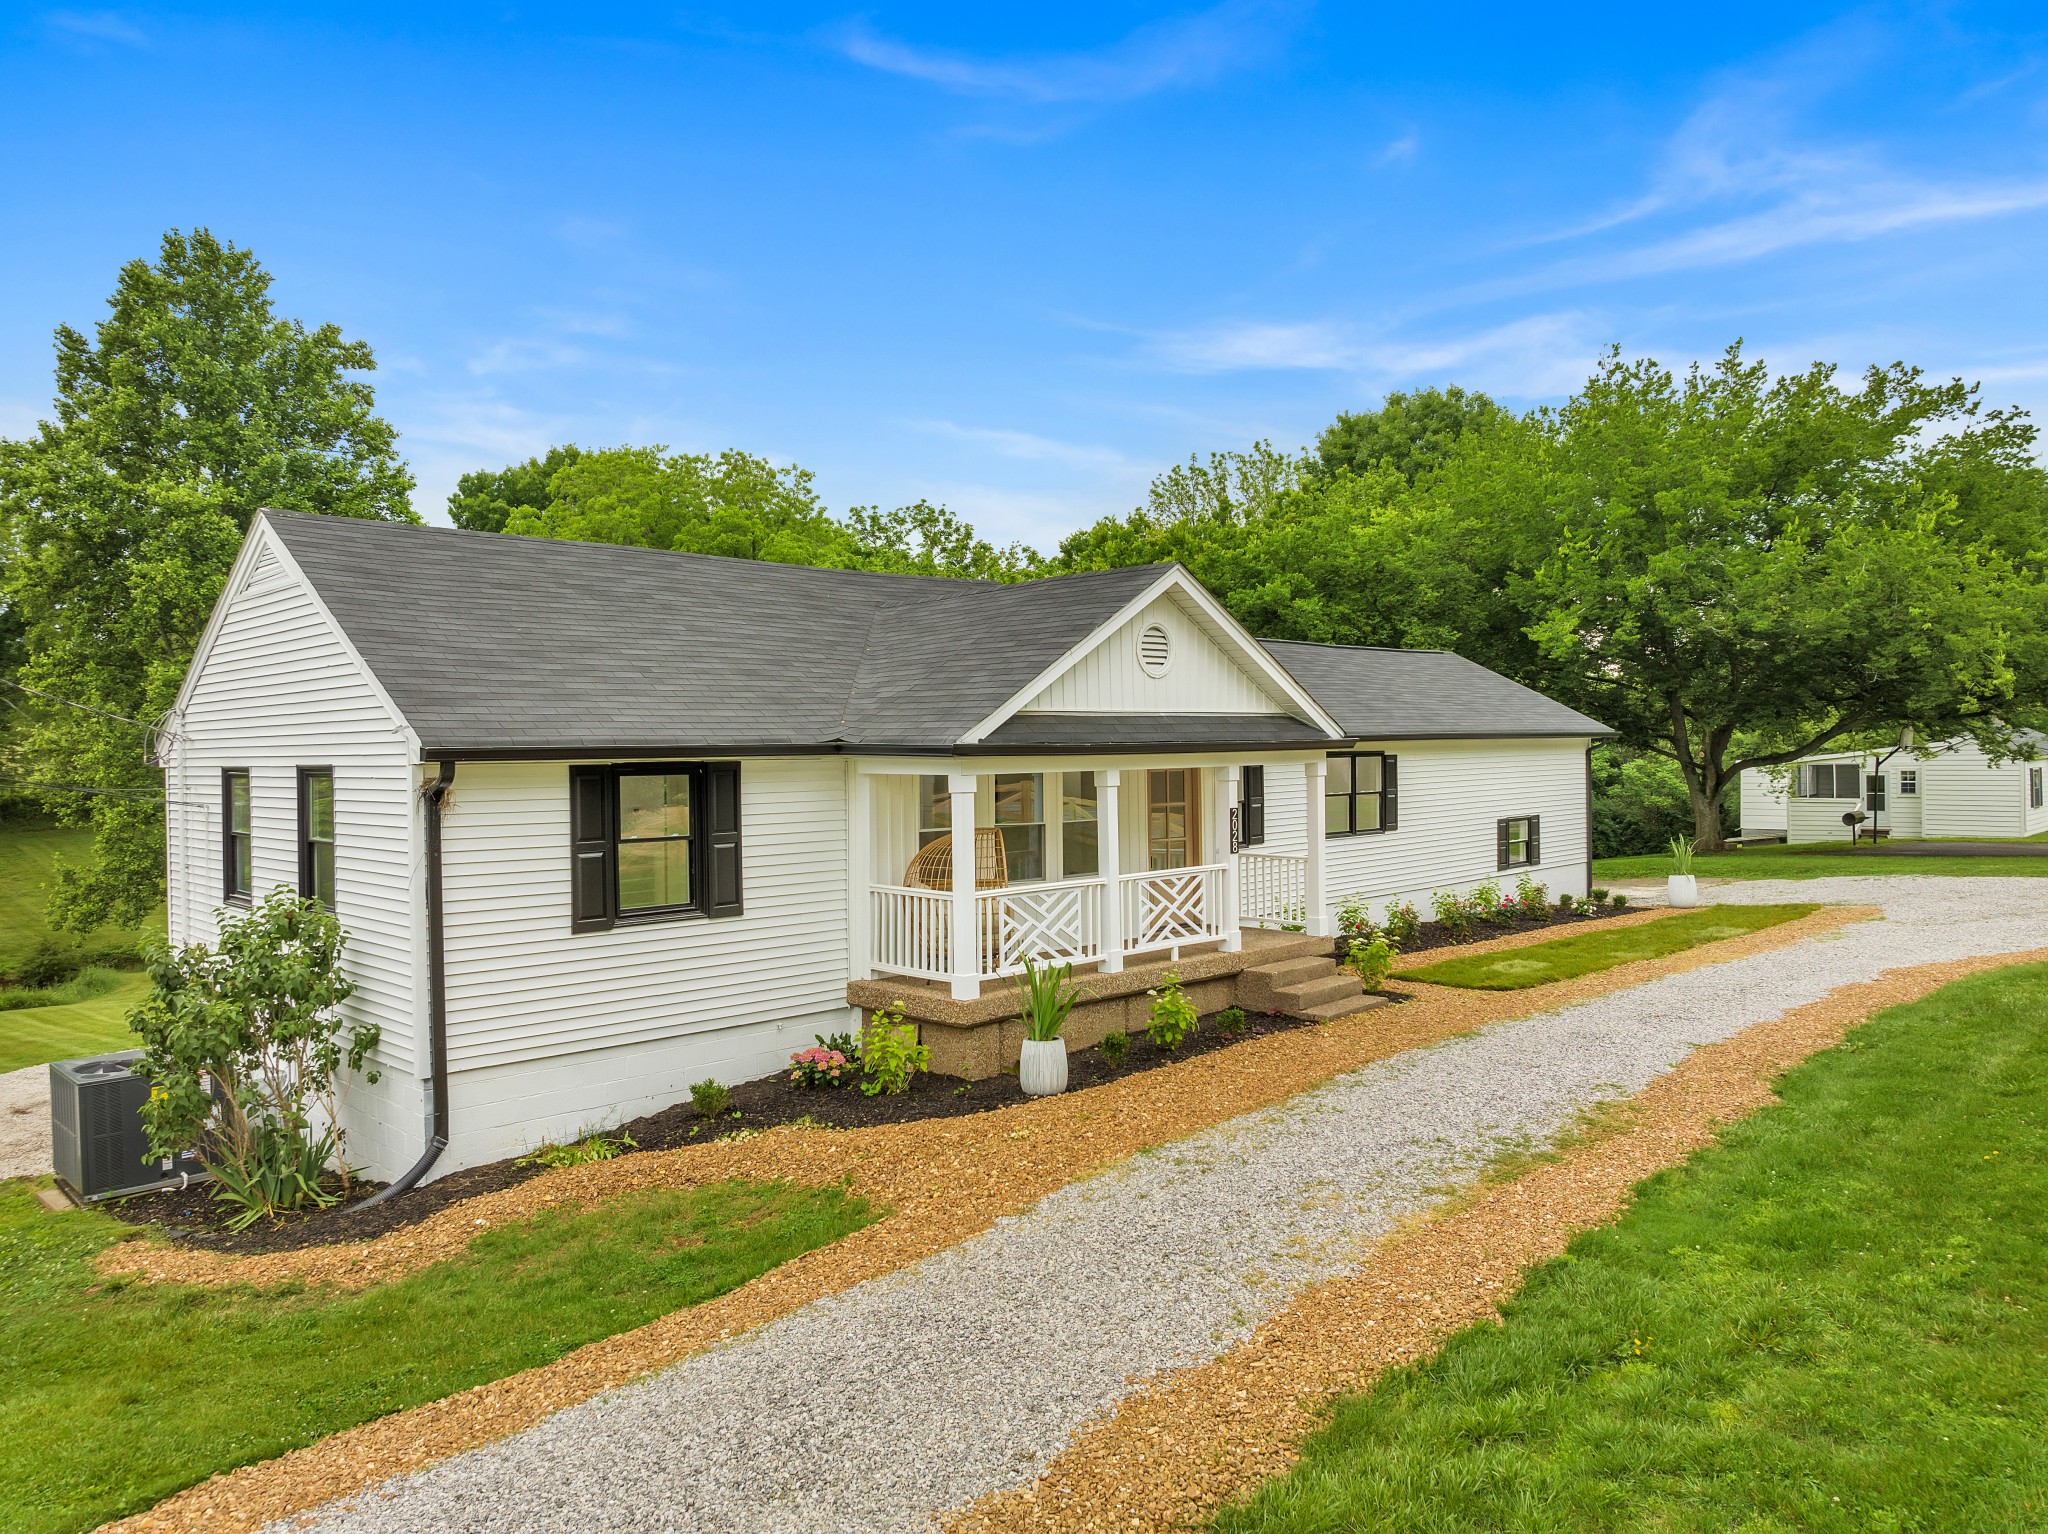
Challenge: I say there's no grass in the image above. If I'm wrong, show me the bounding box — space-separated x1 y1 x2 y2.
1215 962 2048 1534
0 1175 875 1534
0 825 159 970
1595 840 2048 880
0 971 151 1073
1392 904 1819 990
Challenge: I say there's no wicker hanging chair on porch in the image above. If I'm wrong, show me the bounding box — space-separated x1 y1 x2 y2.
904 827 1009 891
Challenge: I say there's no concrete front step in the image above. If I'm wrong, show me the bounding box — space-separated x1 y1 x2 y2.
1292 993 1392 1021
1276 972 1367 1010
1238 952 1376 1018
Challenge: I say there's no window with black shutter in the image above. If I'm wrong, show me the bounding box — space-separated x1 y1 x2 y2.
569 762 743 932
1237 765 1265 848
1497 815 1539 870
1325 751 1397 836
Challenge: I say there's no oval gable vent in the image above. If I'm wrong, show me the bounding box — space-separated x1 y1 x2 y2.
1137 621 1172 677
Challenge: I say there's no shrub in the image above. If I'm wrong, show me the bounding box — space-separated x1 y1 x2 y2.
11 938 80 990
1146 970 1197 1052
1383 900 1422 946
1216 1006 1247 1037
1099 1029 1130 1068
1513 876 1550 920
814 1029 862 1063
1557 891 1577 913
1335 896 1380 949
1589 886 1611 903
1347 935 1397 991
1431 888 1475 938
1472 880 1513 926
130 890 376 1230
788 1047 855 1089
1017 957 1078 1043
860 1001 929 1096
691 1077 733 1115
521 1128 636 1168
1611 891 1630 909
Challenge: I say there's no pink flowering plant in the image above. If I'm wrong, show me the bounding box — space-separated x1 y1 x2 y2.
789 1045 856 1089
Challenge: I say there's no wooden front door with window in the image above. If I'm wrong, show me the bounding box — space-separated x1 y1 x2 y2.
1147 768 1199 870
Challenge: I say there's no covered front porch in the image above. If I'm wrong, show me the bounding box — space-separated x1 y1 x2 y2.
850 757 1335 1001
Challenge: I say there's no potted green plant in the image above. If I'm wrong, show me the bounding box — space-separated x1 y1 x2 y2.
1016 957 1077 1096
1667 835 1699 908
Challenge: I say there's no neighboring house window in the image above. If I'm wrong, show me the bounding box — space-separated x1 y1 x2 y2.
222 769 252 903
568 762 743 933
992 773 1045 882
2034 767 2044 810
1148 768 1196 870
298 768 335 907
1237 765 1265 848
1497 815 1540 870
1325 751 1399 836
1060 771 1099 878
1899 771 1918 796
1797 763 1861 799
1865 774 1886 813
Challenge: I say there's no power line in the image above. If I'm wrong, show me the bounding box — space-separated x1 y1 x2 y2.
0 780 165 799
0 678 154 729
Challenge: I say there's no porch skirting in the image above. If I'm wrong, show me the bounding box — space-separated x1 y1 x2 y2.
846 928 1330 1079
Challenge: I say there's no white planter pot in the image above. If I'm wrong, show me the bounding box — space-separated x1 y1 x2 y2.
1019 1038 1069 1097
1666 873 1699 908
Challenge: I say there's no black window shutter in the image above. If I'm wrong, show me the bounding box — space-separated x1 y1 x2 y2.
702 762 744 918
1240 765 1265 846
1528 816 1540 866
569 766 615 933
1382 755 1399 831
1496 818 1510 871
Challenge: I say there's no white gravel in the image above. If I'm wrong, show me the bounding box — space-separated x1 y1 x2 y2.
281 877 2048 1534
0 1064 52 1182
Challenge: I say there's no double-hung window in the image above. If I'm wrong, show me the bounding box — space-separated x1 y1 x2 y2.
569 762 743 933
1497 815 1540 870
1325 751 1398 836
298 768 335 907
222 769 252 903
1060 771 1099 877
1898 770 1918 796
991 773 1045 882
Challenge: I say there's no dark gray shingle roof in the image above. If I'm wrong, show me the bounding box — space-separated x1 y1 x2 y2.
262 511 1170 755
1260 640 1611 740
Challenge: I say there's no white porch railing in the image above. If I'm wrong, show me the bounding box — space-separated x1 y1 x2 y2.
976 878 1105 976
1120 863 1227 957
870 864 1233 982
1238 850 1309 930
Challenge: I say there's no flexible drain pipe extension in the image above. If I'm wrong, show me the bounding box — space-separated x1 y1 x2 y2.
359 759 456 1208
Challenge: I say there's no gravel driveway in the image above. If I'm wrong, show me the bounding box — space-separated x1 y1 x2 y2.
0 1064 51 1182
279 877 2048 1534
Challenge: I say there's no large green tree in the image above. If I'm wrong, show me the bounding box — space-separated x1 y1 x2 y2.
447 444 582 532
0 229 415 925
1315 384 1507 484
1384 346 2048 847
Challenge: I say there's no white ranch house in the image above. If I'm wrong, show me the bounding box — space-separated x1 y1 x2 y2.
1740 735 2048 843
162 512 1609 1183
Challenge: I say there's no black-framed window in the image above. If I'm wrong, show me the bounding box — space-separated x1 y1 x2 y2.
1797 762 1861 799
299 768 335 907
1899 770 1918 796
1237 765 1265 848
2033 767 2044 811
1498 815 1540 870
222 769 252 903
1325 751 1398 836
569 762 742 933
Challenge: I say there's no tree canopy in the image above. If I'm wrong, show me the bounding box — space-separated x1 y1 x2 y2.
0 229 415 924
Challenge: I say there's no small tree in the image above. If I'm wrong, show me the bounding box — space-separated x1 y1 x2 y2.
131 890 378 1226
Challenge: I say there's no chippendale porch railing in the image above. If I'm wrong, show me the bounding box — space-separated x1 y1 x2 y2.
868 860 1256 983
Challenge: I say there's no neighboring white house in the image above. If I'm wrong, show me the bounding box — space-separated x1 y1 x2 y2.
161 512 1610 1181
1743 736 2048 844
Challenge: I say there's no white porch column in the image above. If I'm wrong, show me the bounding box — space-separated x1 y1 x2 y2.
948 771 979 1001
1098 769 1123 972
1216 764 1243 952
846 761 872 982
1303 758 1331 937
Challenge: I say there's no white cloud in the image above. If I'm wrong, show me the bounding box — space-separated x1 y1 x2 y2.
832 1 1298 104
910 419 1134 471
43 9 147 47
1149 312 1600 396
1376 131 1419 169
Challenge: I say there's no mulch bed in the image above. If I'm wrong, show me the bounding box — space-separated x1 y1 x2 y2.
1338 899 1634 963
99 1005 1378 1255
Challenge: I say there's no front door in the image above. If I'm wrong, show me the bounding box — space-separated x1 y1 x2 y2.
1147 768 1199 870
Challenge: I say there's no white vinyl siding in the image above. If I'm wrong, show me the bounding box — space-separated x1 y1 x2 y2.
1262 737 1592 922
1920 741 2031 840
1738 768 1789 834
162 526 423 1177
1021 592 1289 715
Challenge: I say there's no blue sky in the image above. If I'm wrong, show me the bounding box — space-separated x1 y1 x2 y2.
4 3 2047 549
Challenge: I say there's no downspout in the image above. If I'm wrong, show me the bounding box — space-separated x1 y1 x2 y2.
359 759 455 1207
1584 741 1595 897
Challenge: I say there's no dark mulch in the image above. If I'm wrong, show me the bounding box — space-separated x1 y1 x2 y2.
97 1002 1397 1256
1338 899 1635 962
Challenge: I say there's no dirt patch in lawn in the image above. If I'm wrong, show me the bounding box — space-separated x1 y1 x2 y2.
94 902 1851 1534
944 942 2048 1534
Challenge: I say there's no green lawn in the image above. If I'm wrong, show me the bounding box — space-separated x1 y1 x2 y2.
0 971 149 1073
1392 905 1818 990
1 1176 875 1534
1215 962 2048 1534
1595 840 2048 880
